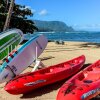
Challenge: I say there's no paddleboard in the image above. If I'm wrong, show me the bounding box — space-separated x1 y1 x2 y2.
0 28 23 60
0 34 48 83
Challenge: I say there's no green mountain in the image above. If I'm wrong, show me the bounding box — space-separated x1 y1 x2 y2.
34 20 74 32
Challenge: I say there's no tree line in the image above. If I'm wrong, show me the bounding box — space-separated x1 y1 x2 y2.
0 0 38 34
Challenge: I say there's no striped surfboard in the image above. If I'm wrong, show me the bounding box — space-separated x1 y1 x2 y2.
0 28 23 60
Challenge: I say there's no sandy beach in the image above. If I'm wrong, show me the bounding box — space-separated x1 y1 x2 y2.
0 41 100 100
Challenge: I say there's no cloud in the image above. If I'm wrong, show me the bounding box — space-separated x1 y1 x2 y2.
31 9 36 13
25 6 31 9
39 9 48 16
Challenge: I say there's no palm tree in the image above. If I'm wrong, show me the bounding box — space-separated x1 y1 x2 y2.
3 0 15 31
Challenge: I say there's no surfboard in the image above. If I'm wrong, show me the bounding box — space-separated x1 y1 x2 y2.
0 34 48 83
0 28 23 60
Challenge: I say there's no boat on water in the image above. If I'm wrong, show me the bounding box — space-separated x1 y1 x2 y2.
57 60 100 100
4 55 85 95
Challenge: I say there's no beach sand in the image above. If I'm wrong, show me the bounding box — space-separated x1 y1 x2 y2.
0 41 100 100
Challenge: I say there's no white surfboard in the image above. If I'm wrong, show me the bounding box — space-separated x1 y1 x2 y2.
0 34 48 83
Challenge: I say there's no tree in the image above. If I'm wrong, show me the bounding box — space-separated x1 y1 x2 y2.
0 0 38 33
3 0 15 31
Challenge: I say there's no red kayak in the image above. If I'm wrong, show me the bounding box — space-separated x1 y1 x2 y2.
57 60 100 100
5 55 85 95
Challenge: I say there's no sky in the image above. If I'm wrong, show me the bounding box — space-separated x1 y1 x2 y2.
16 0 100 31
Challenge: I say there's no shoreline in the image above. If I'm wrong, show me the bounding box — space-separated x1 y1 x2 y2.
0 41 100 100
24 31 100 43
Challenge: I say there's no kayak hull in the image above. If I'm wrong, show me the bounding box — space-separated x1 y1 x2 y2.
5 55 85 95
57 60 100 100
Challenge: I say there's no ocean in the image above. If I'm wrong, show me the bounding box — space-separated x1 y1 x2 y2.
24 31 100 43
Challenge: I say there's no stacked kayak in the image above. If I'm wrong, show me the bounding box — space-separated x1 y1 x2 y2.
57 60 100 100
0 34 48 83
0 28 23 60
4 55 85 94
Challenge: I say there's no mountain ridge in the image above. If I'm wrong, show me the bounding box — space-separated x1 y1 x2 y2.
34 20 75 32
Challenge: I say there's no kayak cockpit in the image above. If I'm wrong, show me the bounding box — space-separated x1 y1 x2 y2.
84 71 100 82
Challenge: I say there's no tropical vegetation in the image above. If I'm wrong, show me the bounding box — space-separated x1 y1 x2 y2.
0 0 38 34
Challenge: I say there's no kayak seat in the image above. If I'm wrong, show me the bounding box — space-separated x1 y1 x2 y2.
64 64 74 68
93 67 100 71
84 71 100 82
73 60 79 64
64 64 71 67
39 69 50 74
50 69 53 72
87 67 93 71
50 68 63 73
34 72 42 75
